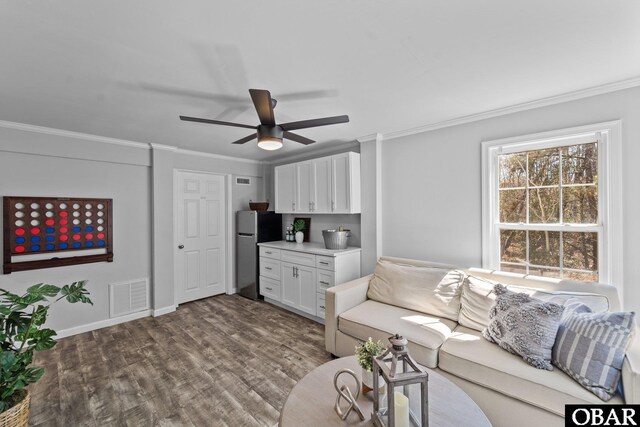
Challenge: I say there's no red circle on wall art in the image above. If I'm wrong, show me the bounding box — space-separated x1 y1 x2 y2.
72 234 81 241
59 219 68 225
45 219 55 226
97 233 105 239
60 235 68 242
60 211 68 217
15 228 25 236
31 228 40 235
60 227 68 233
85 234 93 240
15 246 25 253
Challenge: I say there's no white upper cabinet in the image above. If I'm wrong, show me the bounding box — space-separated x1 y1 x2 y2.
274 152 361 214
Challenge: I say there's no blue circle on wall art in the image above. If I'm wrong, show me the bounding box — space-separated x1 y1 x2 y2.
15 237 25 244
31 236 41 243
86 226 94 232
31 245 40 251
45 244 55 250
59 243 68 249
85 241 94 248
73 242 82 248
46 227 55 234
73 227 81 233
45 235 55 242
97 240 105 247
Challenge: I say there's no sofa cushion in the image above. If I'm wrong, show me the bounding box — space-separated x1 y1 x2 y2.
459 274 610 332
439 325 623 416
553 301 636 401
367 260 464 322
338 300 456 368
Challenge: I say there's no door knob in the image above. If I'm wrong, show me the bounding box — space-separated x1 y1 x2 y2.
178 245 184 249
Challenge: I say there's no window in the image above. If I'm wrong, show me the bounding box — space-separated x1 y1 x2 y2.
482 122 622 286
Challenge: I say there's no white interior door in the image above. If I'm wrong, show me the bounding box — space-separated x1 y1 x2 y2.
175 171 227 304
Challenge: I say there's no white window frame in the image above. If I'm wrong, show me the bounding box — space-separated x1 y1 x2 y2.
481 121 623 290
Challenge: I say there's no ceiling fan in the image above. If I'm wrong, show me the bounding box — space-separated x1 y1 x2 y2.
180 89 349 151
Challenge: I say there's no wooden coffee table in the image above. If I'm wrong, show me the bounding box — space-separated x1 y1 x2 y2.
279 356 491 426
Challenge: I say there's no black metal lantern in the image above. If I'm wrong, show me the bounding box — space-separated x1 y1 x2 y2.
372 334 429 427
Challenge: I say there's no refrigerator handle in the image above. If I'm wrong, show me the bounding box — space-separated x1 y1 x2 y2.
238 233 255 237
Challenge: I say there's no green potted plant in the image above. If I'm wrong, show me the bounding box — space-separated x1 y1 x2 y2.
0 281 92 426
355 337 386 394
293 219 306 243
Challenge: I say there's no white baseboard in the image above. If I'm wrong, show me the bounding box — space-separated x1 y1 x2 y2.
152 305 176 317
56 309 152 339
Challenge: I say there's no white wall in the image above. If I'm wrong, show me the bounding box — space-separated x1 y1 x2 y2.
379 86 640 311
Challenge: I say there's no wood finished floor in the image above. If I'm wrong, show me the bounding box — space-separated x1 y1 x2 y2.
29 294 331 427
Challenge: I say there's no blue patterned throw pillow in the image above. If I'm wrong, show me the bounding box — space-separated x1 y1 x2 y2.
483 284 565 370
552 300 636 401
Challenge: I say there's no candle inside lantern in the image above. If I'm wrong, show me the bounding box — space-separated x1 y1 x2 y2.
394 391 410 427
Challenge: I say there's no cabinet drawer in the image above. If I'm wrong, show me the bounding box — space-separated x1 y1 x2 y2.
317 271 335 292
260 277 281 300
316 255 335 271
259 258 281 280
317 293 326 318
259 246 281 260
281 250 316 268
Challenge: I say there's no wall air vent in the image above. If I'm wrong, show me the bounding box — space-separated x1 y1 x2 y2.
235 177 251 185
109 278 149 317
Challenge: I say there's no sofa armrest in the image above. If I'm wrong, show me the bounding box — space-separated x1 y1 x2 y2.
325 274 372 354
623 332 640 403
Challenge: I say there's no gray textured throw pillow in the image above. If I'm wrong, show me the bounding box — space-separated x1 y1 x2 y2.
552 300 636 401
482 284 564 370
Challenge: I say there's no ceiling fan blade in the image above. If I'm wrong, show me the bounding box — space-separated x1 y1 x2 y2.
280 115 349 131
231 133 257 145
179 116 255 130
249 89 276 126
284 131 315 145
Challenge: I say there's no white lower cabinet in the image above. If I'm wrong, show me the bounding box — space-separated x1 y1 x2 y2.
258 244 361 321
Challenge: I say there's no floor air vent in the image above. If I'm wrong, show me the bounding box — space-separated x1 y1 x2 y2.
109 278 149 317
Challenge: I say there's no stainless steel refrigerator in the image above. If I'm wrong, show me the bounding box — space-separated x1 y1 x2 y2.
236 210 282 300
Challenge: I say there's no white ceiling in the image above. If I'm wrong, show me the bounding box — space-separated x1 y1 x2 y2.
1 1 639 161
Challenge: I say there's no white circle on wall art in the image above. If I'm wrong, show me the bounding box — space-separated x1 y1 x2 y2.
31 211 39 218
45 211 54 218
85 204 92 209
97 204 104 209
73 219 80 225
15 220 24 226
15 202 24 209
73 211 80 217
15 211 24 218
86 219 93 225
97 219 104 224
73 203 80 209
31 220 39 226
85 211 92 217
45 203 53 209
97 211 104 217
30 203 39 209
59 203 67 209
97 226 104 231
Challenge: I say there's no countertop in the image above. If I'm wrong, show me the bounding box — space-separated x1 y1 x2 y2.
257 241 361 257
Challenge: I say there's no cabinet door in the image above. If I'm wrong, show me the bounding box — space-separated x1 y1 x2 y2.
312 157 331 213
281 262 298 308
275 164 296 213
297 265 317 315
331 153 351 213
295 161 312 213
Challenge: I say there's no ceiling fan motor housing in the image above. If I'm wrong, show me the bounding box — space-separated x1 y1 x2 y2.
257 124 283 141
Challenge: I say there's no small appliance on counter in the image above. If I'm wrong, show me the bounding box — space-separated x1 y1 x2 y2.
322 227 350 250
236 210 282 300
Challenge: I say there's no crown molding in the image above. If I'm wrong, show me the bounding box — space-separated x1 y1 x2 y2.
357 133 380 143
372 75 640 142
175 148 264 164
0 119 151 150
149 143 177 151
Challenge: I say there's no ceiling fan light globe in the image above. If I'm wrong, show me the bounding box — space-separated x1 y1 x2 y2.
257 137 283 151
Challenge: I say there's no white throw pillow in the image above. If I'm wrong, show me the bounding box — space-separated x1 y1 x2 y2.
367 260 464 321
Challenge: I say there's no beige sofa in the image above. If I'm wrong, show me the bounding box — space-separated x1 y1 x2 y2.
325 256 640 427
